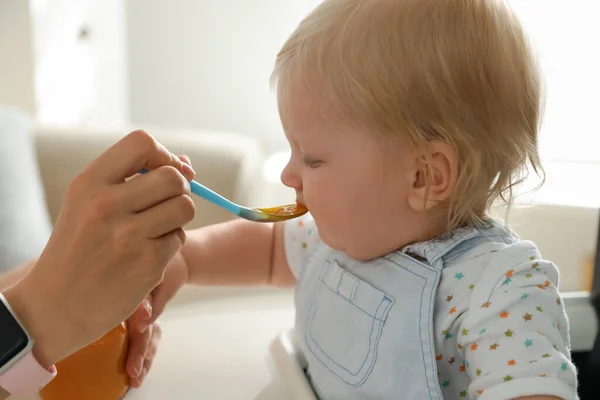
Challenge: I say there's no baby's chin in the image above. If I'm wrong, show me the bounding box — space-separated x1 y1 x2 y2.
322 230 413 261
318 230 345 253
319 231 381 261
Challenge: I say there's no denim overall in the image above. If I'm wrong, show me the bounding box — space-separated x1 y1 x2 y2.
293 227 481 399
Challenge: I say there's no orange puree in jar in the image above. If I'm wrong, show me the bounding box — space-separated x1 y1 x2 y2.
39 322 130 400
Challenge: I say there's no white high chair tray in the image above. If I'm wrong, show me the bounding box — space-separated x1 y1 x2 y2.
269 329 317 400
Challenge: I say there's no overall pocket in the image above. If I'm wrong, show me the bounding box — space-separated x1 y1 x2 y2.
305 260 394 387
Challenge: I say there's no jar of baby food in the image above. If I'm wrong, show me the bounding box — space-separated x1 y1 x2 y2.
39 322 129 400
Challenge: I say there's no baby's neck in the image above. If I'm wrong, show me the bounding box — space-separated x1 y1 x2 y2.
408 215 450 245
345 210 450 261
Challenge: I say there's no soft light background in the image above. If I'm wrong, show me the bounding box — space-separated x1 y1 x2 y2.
1 0 599 291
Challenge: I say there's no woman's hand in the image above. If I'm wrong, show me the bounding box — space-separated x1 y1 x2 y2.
3 130 196 368
124 248 191 387
125 296 162 388
148 250 190 322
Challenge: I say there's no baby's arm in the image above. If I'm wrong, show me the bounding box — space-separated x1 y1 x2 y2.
457 243 577 400
180 219 294 287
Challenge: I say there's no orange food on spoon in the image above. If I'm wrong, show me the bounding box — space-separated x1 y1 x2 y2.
39 322 130 400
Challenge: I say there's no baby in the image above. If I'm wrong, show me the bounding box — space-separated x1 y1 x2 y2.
154 0 578 398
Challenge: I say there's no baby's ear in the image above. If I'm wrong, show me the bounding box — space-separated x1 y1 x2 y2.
408 142 458 211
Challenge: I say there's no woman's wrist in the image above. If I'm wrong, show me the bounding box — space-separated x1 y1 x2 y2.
2 276 75 368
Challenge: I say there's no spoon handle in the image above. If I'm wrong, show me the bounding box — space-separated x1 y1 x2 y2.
188 180 242 215
138 169 242 215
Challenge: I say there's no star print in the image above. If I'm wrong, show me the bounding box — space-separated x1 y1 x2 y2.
556 298 561 305
459 363 466 372
468 284 475 290
476 368 482 376
521 293 529 299
461 328 469 336
436 354 443 361
449 306 457 314
301 242 308 249
525 273 533 279
503 278 512 285
481 301 492 308
477 390 484 395
523 313 533 321
490 343 499 350
449 357 456 365
500 311 510 319
529 256 536 260
307 229 313 235
508 359 516 366
540 374 547 377
532 262 539 268
454 272 464 280
544 280 551 287
537 284 547 290
557 323 561 329
561 362 568 371
470 342 478 351
459 391 467 398
524 339 534 348
506 270 514 278
542 353 551 358
298 220 304 227
536 306 543 312
457 343 463 350
552 322 557 329
504 375 513 382
504 329 514 337
446 295 453 302
479 328 487 335
441 381 450 388
444 331 452 339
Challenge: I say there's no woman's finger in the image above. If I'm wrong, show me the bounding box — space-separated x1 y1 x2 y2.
86 130 195 184
130 322 162 388
126 321 152 380
135 194 195 239
119 166 191 213
178 154 192 166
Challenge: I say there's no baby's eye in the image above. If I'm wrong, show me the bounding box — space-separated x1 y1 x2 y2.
301 156 322 168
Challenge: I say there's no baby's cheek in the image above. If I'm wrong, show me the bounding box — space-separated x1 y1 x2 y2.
305 192 341 221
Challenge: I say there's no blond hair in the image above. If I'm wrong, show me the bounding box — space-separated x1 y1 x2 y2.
271 0 545 230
